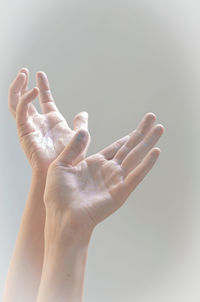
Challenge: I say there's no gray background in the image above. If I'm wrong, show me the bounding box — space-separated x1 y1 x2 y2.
1 0 200 301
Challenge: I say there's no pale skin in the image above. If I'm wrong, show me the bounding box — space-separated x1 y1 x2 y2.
3 67 164 302
36 115 164 301
3 68 91 302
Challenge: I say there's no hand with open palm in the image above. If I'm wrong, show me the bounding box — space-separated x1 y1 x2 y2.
44 113 164 238
8 68 90 173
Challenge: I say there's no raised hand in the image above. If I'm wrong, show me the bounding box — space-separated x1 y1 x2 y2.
4 68 91 302
8 68 90 172
44 113 164 237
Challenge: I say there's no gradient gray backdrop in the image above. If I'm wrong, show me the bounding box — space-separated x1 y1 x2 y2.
1 0 200 301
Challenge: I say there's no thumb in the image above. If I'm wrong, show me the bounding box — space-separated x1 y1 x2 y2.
55 129 90 166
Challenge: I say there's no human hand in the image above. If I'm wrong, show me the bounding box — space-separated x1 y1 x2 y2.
44 113 164 239
8 68 90 173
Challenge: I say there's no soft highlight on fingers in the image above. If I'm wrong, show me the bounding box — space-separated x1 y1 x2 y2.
73 111 89 131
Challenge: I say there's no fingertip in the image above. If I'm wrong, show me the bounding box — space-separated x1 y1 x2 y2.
18 72 26 80
156 124 165 135
19 67 29 74
15 73 26 88
75 111 88 119
24 87 39 99
145 112 156 121
73 111 89 131
151 148 161 162
153 147 161 155
33 86 39 91
81 111 88 117
32 87 39 95
36 71 47 79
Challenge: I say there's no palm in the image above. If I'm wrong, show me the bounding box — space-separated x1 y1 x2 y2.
9 68 89 171
19 110 75 169
49 154 125 227
46 113 164 229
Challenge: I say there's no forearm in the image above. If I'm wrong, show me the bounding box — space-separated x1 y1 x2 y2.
3 171 46 302
36 213 93 302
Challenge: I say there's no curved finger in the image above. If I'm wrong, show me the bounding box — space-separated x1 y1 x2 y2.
121 124 164 177
124 147 161 196
19 67 29 95
73 111 88 131
99 135 130 160
16 87 39 126
19 67 38 115
113 112 156 164
36 71 58 114
8 72 26 117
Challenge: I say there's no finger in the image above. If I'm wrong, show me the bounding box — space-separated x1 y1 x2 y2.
8 72 26 117
19 67 29 95
55 129 90 167
36 71 58 114
73 111 88 131
100 135 130 159
124 147 161 196
72 111 90 164
114 112 156 164
19 67 38 115
16 87 39 126
121 124 164 177
73 131 91 164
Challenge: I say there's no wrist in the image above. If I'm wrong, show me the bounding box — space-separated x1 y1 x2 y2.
32 169 48 182
37 217 91 302
26 170 47 209
44 210 93 249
